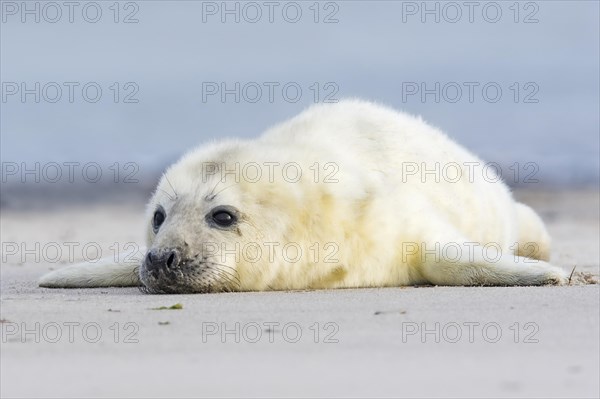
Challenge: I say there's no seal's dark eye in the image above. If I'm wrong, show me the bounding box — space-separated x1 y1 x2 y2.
152 206 166 233
212 210 235 227
206 205 239 229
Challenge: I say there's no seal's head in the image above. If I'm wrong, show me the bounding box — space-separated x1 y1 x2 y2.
138 140 320 294
138 137 369 294
139 141 260 293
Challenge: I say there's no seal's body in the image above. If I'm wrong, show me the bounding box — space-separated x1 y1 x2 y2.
39 100 567 293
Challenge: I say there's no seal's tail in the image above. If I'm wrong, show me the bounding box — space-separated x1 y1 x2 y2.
38 249 144 288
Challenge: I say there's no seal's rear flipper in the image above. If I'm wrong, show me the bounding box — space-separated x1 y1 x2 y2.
420 252 569 286
38 249 144 288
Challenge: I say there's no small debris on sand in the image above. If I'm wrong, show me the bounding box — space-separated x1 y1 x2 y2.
151 303 183 310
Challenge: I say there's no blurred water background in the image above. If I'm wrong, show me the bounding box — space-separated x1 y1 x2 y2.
1 0 598 207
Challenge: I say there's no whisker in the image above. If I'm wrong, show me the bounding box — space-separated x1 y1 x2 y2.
203 261 241 285
158 188 175 201
205 179 223 201
204 268 231 291
206 265 241 290
240 219 265 240
163 174 178 200
209 183 238 201
214 270 241 289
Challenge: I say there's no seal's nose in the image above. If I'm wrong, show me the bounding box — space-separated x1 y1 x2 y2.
145 248 181 275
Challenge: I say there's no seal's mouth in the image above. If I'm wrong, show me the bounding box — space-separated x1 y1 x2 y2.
139 256 240 294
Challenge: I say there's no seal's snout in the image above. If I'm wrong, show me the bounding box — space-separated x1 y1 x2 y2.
145 247 181 276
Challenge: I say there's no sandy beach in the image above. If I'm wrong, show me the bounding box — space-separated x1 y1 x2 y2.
1 188 598 398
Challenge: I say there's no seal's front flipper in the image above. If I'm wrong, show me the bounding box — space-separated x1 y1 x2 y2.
38 248 144 288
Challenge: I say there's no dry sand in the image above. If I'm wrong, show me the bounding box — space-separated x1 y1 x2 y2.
1 188 598 398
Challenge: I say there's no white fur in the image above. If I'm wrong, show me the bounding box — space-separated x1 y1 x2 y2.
39 248 143 288
39 99 568 291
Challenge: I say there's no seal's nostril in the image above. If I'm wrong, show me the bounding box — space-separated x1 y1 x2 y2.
145 250 161 276
145 248 180 274
166 252 175 267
